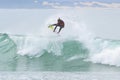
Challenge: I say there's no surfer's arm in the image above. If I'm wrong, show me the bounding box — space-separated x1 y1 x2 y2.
52 24 57 26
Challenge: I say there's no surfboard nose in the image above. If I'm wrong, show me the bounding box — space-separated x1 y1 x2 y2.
48 25 54 30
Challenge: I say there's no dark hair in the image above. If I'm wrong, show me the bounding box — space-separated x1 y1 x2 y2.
58 18 61 21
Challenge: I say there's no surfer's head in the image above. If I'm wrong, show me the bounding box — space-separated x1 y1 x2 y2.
58 18 61 21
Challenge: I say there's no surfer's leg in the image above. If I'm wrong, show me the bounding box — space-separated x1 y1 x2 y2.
58 27 62 33
53 26 57 32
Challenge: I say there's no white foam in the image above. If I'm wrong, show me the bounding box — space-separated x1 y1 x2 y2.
89 47 120 66
0 72 120 80
11 35 64 56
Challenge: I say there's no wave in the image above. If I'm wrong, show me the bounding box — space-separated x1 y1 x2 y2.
0 33 17 70
88 38 120 67
10 34 89 58
0 33 90 71
0 33 17 60
1 32 120 71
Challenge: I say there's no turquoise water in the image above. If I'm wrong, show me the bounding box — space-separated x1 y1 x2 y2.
0 33 120 72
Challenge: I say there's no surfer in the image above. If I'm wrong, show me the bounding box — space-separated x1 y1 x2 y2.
52 18 65 34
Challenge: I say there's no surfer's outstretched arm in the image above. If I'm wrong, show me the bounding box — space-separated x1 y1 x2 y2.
52 24 57 26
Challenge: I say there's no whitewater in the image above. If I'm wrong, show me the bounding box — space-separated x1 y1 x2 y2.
0 9 120 80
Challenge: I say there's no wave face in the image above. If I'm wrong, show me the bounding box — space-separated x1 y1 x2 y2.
9 34 89 71
1 32 120 71
0 33 17 71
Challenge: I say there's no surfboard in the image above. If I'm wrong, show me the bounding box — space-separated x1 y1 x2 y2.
48 25 54 30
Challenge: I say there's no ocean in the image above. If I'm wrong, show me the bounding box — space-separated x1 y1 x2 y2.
0 9 120 80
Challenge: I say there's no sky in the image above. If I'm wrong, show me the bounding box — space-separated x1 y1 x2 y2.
0 0 120 8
